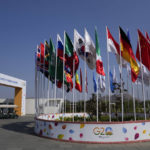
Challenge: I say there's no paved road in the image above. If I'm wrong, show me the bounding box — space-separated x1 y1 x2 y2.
0 115 150 150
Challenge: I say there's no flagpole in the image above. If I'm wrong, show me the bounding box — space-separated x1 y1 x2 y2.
37 66 40 116
132 82 136 120
54 36 58 112
79 92 81 112
138 33 146 120
39 68 41 114
35 49 38 117
54 36 58 101
127 67 130 112
72 30 76 122
136 80 140 110
41 59 44 114
105 91 107 113
119 29 124 122
47 43 50 111
147 88 149 113
95 27 99 122
83 28 86 122
84 60 87 122
63 31 65 120
96 74 99 122
40 43 43 114
106 26 111 122
43 41 46 114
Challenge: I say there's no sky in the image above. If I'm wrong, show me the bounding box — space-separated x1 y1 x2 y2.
0 0 150 99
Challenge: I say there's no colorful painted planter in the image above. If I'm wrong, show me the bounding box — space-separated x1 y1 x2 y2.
34 114 150 143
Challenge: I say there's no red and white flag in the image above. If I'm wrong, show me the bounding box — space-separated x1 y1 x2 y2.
106 26 127 68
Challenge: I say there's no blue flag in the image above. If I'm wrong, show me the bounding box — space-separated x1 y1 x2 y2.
93 72 97 92
109 71 115 93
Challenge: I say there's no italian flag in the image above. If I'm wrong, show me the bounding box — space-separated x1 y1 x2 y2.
95 28 105 76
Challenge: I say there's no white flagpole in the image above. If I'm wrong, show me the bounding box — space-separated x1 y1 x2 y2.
127 67 130 112
35 48 38 117
62 31 65 120
84 28 87 122
39 67 42 114
47 43 50 109
147 88 149 112
136 80 140 110
75 90 76 113
119 29 124 122
138 33 146 120
54 36 58 101
105 91 107 113
84 55 87 122
65 94 66 113
132 82 136 120
37 66 40 116
96 75 99 122
72 30 75 122
95 27 99 122
106 26 111 122
42 41 46 114
40 43 44 114
47 75 50 103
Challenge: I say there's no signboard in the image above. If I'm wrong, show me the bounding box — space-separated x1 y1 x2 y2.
35 114 150 143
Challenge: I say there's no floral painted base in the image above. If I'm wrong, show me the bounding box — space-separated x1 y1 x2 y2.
34 114 150 143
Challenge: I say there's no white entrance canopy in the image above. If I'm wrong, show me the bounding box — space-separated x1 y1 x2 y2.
0 73 26 116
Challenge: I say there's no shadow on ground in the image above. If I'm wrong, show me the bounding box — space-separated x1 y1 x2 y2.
1 117 35 135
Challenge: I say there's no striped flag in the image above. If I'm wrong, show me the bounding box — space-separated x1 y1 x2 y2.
95 28 105 76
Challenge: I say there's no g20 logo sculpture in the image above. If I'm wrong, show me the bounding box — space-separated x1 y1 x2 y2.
93 127 113 136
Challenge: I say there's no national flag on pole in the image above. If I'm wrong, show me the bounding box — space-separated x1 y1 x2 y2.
136 64 150 86
49 39 56 83
36 45 45 73
65 32 79 77
107 27 120 54
74 29 85 60
44 41 50 71
65 32 73 57
93 72 97 92
57 34 64 58
75 72 82 92
40 43 45 65
98 75 105 93
56 34 64 83
95 28 105 76
80 68 82 92
84 28 96 70
36 45 41 65
128 64 150 86
109 70 115 93
64 71 73 92
106 26 127 68
136 29 150 71
126 30 138 82
119 27 139 82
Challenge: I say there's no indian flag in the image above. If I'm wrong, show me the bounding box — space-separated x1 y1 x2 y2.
95 28 105 76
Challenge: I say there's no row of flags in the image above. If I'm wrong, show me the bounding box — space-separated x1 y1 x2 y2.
36 26 150 94
107 27 150 83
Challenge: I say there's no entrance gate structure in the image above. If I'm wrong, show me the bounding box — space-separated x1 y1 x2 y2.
0 73 26 116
